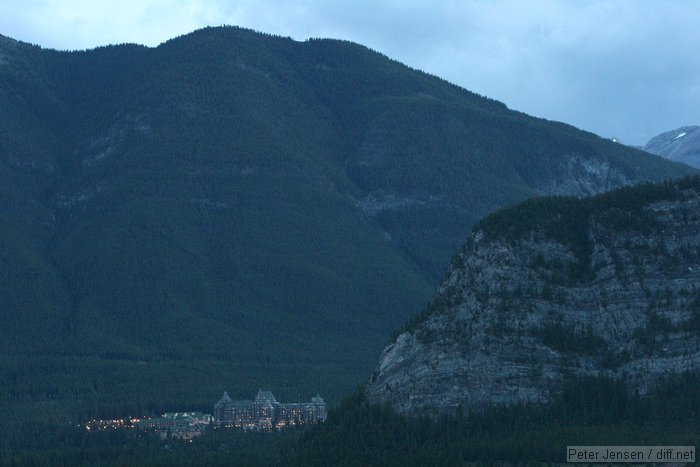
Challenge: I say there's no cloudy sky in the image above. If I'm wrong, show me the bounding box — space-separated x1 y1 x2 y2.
1 0 698 145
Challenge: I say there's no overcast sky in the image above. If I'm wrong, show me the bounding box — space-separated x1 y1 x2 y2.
1 0 698 145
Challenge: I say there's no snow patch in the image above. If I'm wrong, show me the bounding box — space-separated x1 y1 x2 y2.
674 132 687 140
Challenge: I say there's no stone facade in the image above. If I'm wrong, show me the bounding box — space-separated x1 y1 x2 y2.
214 389 326 429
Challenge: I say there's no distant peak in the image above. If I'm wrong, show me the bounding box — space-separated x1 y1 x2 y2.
643 125 700 168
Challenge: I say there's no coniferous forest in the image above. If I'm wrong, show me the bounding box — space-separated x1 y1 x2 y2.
283 374 700 466
3 373 698 465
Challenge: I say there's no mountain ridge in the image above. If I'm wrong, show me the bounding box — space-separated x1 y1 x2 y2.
0 26 695 422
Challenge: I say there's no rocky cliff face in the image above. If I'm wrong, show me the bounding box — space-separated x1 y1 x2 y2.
367 178 700 416
644 126 700 168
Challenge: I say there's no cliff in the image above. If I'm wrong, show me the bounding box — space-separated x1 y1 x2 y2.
367 177 700 415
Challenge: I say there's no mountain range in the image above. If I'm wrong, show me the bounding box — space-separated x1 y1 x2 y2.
0 26 694 423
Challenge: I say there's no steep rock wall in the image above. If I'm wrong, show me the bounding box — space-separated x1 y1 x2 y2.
368 180 700 416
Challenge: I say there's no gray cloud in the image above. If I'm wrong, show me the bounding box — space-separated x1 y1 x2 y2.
1 0 698 145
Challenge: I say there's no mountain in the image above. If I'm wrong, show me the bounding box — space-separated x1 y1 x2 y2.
644 126 700 168
0 26 695 423
367 176 700 416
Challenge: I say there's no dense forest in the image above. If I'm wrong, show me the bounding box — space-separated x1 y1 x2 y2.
3 373 697 465
284 374 700 465
1 421 297 466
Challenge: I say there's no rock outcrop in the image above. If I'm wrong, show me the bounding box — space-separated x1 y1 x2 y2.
367 178 700 416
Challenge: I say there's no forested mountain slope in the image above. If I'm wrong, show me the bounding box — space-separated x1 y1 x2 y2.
0 27 694 423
